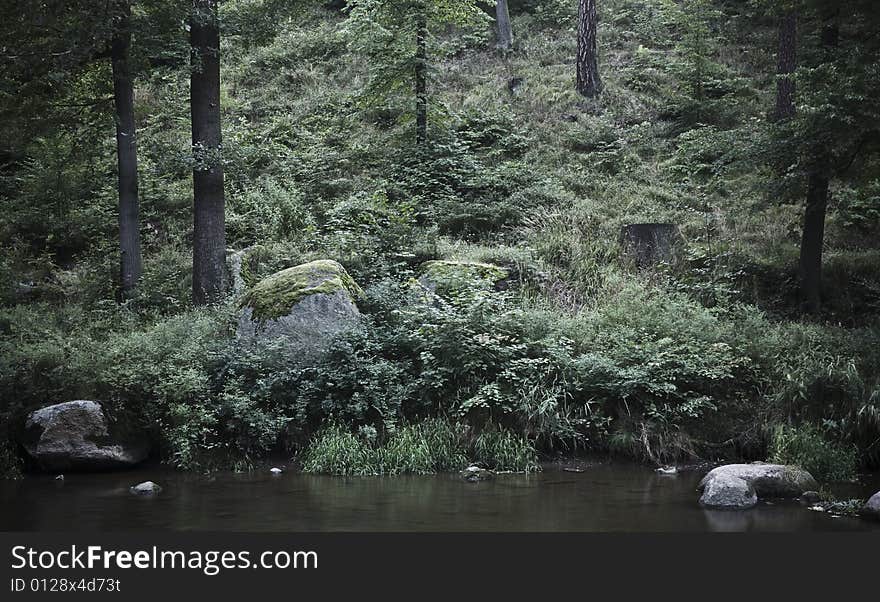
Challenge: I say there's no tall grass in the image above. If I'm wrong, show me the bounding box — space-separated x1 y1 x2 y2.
301 419 539 476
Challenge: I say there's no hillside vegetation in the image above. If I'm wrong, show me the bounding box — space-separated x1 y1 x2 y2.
1 0 878 477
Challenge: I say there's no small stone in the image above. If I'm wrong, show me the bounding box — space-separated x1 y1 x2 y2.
461 465 494 482
54 474 64 481
270 467 282 474
130 481 161 496
656 466 678 475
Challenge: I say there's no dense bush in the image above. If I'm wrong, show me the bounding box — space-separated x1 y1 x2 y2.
769 424 858 483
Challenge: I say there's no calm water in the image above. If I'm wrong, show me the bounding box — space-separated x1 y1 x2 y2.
2 463 878 532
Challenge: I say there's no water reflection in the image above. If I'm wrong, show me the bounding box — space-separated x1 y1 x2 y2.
1 464 877 532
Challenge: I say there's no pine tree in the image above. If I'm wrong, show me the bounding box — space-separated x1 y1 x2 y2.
576 0 602 98
190 0 227 304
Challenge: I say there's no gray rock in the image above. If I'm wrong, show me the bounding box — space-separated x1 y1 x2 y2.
130 481 161 495
461 465 494 482
698 463 818 510
21 401 149 472
269 467 282 475
699 472 758 509
800 490 822 505
861 491 880 520
237 260 362 352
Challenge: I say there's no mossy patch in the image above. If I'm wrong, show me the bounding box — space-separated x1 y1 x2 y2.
420 260 508 295
240 259 364 322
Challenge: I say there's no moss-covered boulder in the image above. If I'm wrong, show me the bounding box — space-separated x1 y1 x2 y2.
237 260 363 344
418 260 508 297
697 463 818 509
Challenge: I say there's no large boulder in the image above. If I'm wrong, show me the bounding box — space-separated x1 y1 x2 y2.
862 491 880 521
418 260 508 298
237 260 363 345
698 463 818 510
20 401 149 472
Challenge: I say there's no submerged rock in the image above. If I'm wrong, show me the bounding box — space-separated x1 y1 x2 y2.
862 491 880 520
800 491 822 505
698 464 818 510
130 481 161 495
461 465 494 482
418 260 508 297
20 401 149 472
237 260 363 346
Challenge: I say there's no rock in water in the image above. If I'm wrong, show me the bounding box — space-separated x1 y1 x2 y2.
862 491 880 520
270 467 282 475
699 472 758 509
130 481 161 495
461 465 494 482
800 491 822 505
698 464 818 510
20 401 149 472
237 260 363 348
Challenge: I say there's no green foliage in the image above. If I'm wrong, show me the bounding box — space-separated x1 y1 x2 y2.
769 423 858 483
299 419 466 476
343 0 486 131
475 428 540 472
301 419 536 475
0 439 23 480
2 0 880 476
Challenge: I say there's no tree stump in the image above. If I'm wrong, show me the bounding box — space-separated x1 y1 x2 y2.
620 223 682 268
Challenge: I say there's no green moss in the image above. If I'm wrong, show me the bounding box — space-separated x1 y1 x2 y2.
420 260 508 294
240 259 363 321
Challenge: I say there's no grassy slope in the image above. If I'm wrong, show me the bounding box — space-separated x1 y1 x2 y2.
1 0 879 473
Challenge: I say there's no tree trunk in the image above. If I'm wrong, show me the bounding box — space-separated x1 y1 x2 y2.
576 0 602 98
773 10 797 121
495 0 513 52
799 172 828 314
110 0 142 298
190 0 227 304
798 9 839 314
415 13 427 145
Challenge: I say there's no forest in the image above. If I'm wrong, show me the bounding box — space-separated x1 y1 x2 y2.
0 0 879 500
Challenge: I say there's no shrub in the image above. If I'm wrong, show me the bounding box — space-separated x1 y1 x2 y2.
769 423 858 483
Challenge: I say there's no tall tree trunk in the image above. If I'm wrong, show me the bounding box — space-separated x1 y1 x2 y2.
798 9 839 314
576 0 602 98
799 172 828 314
190 0 227 304
415 13 427 145
111 0 142 298
773 10 797 121
495 0 513 52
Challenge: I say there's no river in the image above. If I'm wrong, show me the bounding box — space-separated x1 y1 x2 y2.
2 462 878 531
